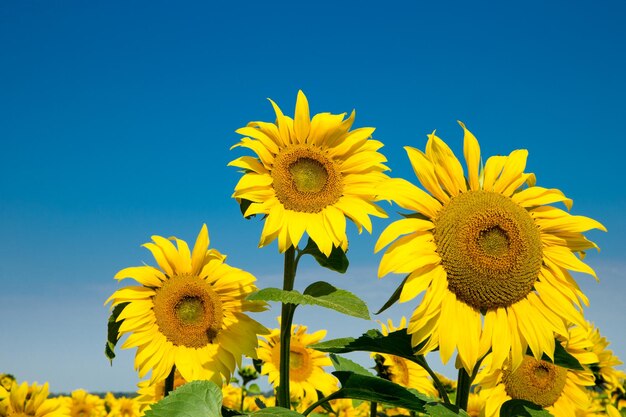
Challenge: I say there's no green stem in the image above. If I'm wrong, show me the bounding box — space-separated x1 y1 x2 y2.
455 367 471 411
370 401 377 417
277 246 297 409
416 355 450 404
164 365 176 398
302 392 341 416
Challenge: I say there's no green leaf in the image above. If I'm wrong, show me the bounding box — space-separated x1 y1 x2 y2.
526 340 584 371
247 384 261 395
247 284 370 320
310 329 418 362
374 275 409 315
105 302 129 364
301 238 349 273
144 380 223 417
330 371 428 412
248 407 305 417
424 402 470 416
330 353 374 376
499 399 551 416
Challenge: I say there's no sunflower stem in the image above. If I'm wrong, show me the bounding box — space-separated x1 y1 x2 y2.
277 246 297 409
369 401 378 417
455 366 471 411
164 365 176 398
416 355 451 404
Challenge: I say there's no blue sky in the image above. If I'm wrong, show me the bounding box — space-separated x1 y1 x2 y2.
1 1 625 393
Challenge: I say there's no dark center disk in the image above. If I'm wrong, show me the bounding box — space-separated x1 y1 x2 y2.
434 191 543 310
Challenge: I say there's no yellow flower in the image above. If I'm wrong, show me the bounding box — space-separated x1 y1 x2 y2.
106 225 268 384
257 321 338 403
230 90 390 256
65 389 105 417
584 322 626 393
376 122 605 373
373 318 438 398
104 393 141 417
476 326 597 417
2 381 68 417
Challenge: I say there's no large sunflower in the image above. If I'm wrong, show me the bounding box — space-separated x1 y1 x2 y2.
376 122 605 373
230 90 390 256
476 326 597 417
373 318 438 398
257 321 338 404
2 381 68 417
106 225 268 384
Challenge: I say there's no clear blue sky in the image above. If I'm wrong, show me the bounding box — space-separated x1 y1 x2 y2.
1 1 624 393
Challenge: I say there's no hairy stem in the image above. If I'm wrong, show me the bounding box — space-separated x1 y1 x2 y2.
416 355 450 404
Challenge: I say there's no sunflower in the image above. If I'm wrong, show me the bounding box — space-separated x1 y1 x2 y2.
64 390 105 417
2 381 68 417
135 370 187 413
104 393 141 417
106 224 268 385
373 317 438 398
584 322 626 393
230 90 390 256
475 325 597 417
257 321 338 404
375 122 605 373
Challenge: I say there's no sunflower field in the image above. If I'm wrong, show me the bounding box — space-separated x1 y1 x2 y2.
3 90 624 417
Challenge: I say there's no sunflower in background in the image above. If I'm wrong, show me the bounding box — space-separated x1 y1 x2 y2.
1 381 69 417
376 122 605 373
104 393 141 417
257 321 338 407
135 370 187 413
230 90 391 256
106 225 268 385
372 317 438 398
475 325 597 417
584 322 626 394
64 389 105 417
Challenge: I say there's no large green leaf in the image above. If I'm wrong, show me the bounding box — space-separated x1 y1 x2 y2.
330 353 374 376
330 371 428 412
301 238 349 273
424 403 470 416
247 283 370 319
144 380 223 417
310 329 418 361
104 302 129 364
248 407 305 417
499 399 552 416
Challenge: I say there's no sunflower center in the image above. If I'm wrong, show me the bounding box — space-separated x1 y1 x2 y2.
175 297 204 324
290 158 328 193
272 146 343 213
153 274 223 348
434 191 543 311
502 356 568 407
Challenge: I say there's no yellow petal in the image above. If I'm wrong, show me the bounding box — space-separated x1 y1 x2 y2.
426 132 467 195
404 146 450 203
511 186 573 210
114 265 165 287
482 155 506 191
375 218 434 253
493 149 528 194
459 121 481 191
294 90 311 143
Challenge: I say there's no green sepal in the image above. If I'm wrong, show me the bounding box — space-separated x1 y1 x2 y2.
330 353 374 376
247 283 370 320
239 199 255 219
105 302 129 364
424 402 471 416
526 340 584 371
330 371 428 412
499 399 551 416
143 380 222 417
301 238 349 273
310 329 425 362
374 274 409 315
